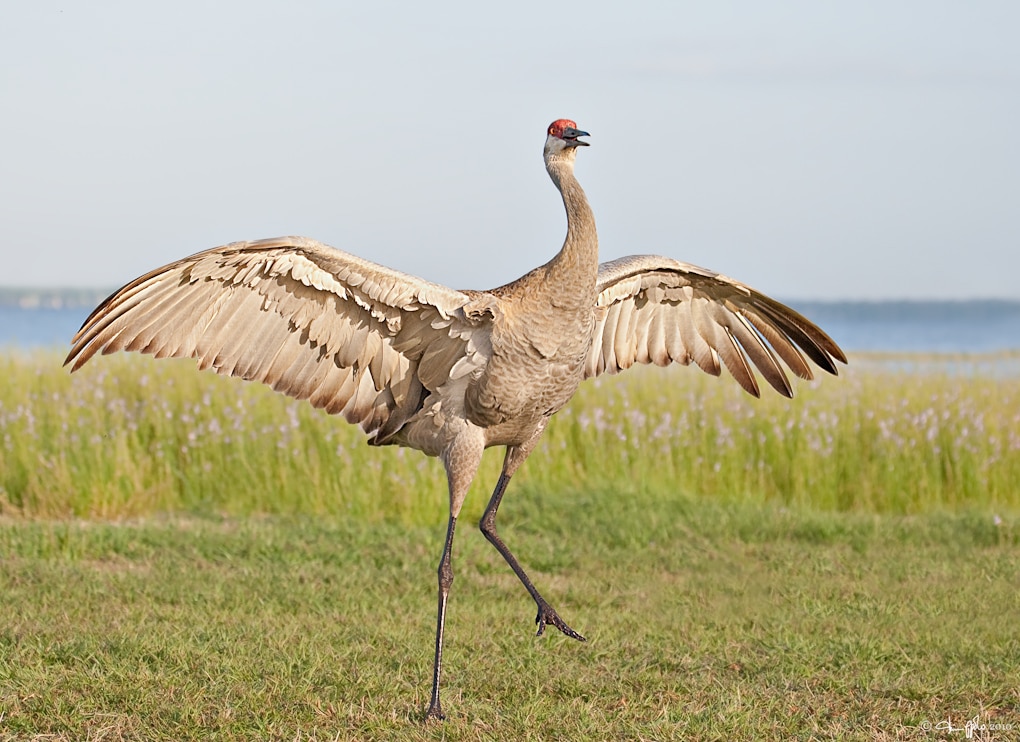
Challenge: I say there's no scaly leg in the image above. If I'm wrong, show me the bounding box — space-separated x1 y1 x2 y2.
424 514 457 721
424 428 484 722
479 448 586 641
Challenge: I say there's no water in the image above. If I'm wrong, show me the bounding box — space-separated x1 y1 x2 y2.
0 306 93 351
790 300 1020 354
2 300 1019 354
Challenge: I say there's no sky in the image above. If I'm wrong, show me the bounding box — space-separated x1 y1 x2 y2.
1 1 1018 300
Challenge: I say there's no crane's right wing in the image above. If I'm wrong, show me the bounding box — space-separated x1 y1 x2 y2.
584 255 846 397
66 237 489 443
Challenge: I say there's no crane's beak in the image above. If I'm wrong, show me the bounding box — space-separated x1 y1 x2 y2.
562 127 590 147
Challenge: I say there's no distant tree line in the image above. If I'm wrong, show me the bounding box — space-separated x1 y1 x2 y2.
0 287 111 309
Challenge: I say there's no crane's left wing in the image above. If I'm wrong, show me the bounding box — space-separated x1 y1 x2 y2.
584 255 846 397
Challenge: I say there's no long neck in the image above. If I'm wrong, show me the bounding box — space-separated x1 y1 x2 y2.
543 156 599 306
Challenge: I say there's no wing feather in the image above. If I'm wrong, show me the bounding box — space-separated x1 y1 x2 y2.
124 283 211 355
585 309 608 377
66 236 485 441
594 305 613 373
677 292 720 376
203 291 271 375
586 255 845 395
645 304 670 367
717 308 791 397
704 304 760 397
615 297 640 369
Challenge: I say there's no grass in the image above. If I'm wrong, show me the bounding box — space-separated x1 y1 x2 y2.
1 507 1018 740
2 350 1020 520
1 349 1019 738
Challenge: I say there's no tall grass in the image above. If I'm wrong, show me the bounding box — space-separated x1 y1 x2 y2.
2 350 1018 522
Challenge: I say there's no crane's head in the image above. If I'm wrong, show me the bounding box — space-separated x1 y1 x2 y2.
545 119 589 163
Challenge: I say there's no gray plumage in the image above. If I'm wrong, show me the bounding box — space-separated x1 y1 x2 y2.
66 119 846 721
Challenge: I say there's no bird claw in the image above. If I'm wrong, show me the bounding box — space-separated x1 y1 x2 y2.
535 602 586 642
424 702 446 722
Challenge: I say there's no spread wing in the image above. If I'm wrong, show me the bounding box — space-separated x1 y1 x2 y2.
66 236 487 443
584 255 847 397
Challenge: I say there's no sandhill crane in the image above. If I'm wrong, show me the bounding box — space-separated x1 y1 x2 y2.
66 119 846 720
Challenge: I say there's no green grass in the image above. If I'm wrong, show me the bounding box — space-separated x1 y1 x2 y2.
1 507 1018 740
3 350 1020 520
1 349 1019 738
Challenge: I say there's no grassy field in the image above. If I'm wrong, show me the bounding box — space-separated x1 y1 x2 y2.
2 508 1018 740
1 350 1019 739
3 351 1020 521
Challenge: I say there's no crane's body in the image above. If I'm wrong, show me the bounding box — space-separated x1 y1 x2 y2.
66 120 846 721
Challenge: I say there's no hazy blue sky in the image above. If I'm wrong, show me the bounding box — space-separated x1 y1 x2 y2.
2 1 1017 299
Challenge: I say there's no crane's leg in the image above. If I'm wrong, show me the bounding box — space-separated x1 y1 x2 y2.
425 513 457 721
479 444 586 642
425 429 484 722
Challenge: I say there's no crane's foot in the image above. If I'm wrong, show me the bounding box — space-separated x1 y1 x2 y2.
535 600 586 642
424 701 445 722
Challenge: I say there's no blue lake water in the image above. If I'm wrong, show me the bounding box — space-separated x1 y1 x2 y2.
0 306 94 351
2 300 1020 354
789 300 1020 354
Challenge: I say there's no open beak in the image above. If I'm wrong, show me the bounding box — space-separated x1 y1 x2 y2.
562 127 590 147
